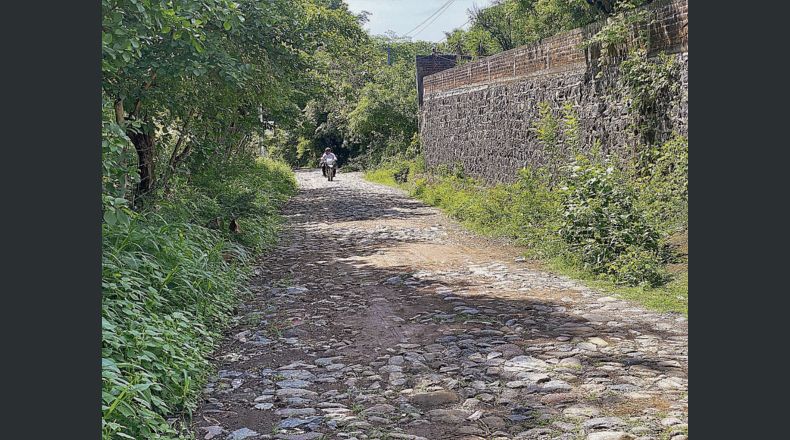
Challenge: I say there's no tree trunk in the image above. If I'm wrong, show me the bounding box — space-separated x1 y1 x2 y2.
125 72 158 205
113 98 131 198
128 126 156 202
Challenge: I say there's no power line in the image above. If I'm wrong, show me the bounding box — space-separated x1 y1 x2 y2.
402 0 453 36
403 0 455 37
410 0 457 38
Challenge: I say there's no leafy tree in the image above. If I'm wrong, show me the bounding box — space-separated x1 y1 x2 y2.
471 0 522 51
347 59 418 163
442 27 501 57
102 0 373 206
265 33 433 169
439 0 614 58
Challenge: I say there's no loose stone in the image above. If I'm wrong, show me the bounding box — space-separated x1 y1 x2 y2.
226 428 259 440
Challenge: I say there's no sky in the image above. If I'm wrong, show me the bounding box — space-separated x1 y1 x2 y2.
344 0 494 43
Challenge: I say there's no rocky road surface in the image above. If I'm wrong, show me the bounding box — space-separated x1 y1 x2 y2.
192 170 688 440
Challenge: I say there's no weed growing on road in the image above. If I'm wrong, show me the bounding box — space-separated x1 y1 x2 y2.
271 373 286 382
267 321 288 339
242 312 264 326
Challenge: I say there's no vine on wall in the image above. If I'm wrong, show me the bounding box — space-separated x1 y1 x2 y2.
584 0 681 146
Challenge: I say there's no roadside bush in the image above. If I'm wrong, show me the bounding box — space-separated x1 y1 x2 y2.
102 220 240 439
159 158 296 251
608 245 669 287
364 156 426 187
508 168 564 257
558 157 665 285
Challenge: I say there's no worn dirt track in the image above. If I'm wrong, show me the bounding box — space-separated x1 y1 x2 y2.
192 170 688 440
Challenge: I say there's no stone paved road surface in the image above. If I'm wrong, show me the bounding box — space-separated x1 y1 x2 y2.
192 170 688 440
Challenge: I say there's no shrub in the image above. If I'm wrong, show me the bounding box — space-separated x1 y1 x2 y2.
621 49 680 144
102 220 240 439
508 168 564 257
608 245 669 287
559 157 664 284
364 156 427 187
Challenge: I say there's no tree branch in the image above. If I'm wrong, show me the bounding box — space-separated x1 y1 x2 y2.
160 112 194 193
114 98 125 125
129 71 157 119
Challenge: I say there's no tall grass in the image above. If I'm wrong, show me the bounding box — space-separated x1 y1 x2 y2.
102 158 296 439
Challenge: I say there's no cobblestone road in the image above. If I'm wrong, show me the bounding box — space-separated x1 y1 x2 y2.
193 170 688 440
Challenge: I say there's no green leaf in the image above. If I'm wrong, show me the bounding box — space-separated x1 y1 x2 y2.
223 20 232 31
116 209 130 225
104 210 117 225
191 38 204 53
101 358 120 372
130 383 153 392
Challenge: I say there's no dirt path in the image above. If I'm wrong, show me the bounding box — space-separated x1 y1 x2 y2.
192 170 688 440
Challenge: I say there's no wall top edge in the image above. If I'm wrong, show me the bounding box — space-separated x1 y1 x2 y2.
421 0 687 89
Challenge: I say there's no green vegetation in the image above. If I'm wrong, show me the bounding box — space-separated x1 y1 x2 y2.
102 157 296 439
102 0 686 435
583 0 682 146
102 0 442 436
267 35 433 170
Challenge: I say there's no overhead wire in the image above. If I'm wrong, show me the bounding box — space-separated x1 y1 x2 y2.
402 0 454 37
403 0 456 38
386 1 457 68
409 0 458 38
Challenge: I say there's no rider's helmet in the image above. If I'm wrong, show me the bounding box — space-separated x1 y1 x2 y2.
325 147 332 153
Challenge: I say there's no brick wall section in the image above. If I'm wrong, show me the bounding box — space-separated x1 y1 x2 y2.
416 54 470 106
419 0 688 183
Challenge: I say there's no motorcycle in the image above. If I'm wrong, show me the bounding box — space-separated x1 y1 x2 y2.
322 157 337 181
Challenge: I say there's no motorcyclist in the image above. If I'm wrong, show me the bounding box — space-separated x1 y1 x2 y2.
320 147 338 177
